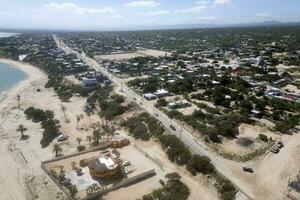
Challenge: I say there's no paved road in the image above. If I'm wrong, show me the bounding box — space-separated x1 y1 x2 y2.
53 35 256 200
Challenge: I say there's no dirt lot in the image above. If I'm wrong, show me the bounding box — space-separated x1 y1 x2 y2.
94 49 171 61
217 124 280 156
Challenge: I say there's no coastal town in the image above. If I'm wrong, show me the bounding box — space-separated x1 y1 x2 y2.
0 25 300 200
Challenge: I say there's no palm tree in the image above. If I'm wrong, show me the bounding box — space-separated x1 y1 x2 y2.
16 94 21 109
86 135 93 146
93 129 101 144
16 124 27 139
61 105 68 123
53 143 62 157
103 125 115 141
86 112 91 127
76 137 83 146
76 115 80 129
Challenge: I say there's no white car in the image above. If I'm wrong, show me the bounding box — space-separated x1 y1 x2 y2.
125 169 133 174
122 160 131 166
57 134 69 142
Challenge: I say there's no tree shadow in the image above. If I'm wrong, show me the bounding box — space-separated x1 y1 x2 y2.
20 135 30 141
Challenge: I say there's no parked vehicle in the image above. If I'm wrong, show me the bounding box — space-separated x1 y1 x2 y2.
243 167 254 173
270 147 279 154
57 134 69 142
125 169 133 174
122 160 131 166
275 142 284 149
159 179 165 186
170 125 176 131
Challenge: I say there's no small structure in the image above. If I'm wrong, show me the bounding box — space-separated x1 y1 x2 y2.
154 89 169 98
83 78 98 87
167 100 189 109
143 93 157 100
112 139 130 148
251 110 262 118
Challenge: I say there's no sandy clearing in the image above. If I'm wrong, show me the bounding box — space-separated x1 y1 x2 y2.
95 49 171 61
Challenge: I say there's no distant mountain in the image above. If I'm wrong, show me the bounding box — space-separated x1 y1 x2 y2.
133 21 300 31
1 21 300 32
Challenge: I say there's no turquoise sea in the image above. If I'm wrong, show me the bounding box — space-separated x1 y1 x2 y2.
0 62 27 93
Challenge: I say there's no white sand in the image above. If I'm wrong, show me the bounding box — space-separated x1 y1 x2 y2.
0 59 67 200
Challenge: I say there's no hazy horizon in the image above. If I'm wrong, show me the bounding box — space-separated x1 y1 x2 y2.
1 0 300 31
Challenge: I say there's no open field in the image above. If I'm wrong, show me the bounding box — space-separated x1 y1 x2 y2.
216 124 280 156
94 49 171 61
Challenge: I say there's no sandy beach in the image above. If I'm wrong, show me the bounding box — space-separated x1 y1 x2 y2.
0 59 68 200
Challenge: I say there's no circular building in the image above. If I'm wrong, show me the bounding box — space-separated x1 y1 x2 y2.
88 153 120 179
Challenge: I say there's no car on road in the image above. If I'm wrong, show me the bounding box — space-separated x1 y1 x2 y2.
155 113 159 117
140 102 143 105
243 167 254 173
57 134 69 142
169 125 176 131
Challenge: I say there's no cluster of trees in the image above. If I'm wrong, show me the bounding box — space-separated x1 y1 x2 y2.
99 94 127 120
156 98 168 107
140 172 190 200
24 107 61 147
124 112 165 141
165 108 251 142
275 114 300 133
158 134 235 200
186 154 215 175
215 175 236 200
46 75 99 102
159 135 191 165
87 85 113 109
24 107 54 122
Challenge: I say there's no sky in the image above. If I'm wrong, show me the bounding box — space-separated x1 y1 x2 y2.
0 0 300 30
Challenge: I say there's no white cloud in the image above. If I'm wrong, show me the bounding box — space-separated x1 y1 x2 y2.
0 11 14 16
197 1 209 5
196 16 216 21
136 10 171 16
125 1 160 8
175 6 206 14
45 2 114 15
255 13 272 18
214 0 232 5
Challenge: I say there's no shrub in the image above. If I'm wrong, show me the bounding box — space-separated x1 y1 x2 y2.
186 154 215 175
77 145 86 152
258 134 268 142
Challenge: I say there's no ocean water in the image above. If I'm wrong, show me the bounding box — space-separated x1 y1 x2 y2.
0 62 27 93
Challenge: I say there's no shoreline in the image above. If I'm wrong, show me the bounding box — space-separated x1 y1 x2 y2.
0 58 45 103
0 58 67 200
